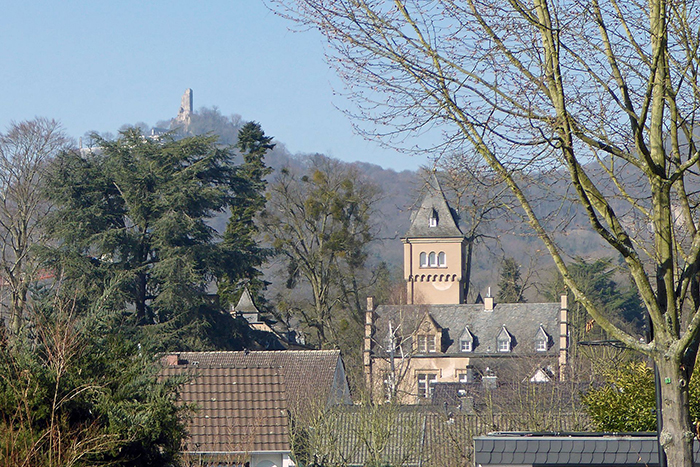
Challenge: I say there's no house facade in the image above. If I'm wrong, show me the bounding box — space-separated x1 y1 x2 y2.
364 174 569 404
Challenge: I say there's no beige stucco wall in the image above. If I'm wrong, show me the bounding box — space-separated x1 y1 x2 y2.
404 238 466 305
372 355 472 404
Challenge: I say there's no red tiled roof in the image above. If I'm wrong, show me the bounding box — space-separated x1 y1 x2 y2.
169 350 345 413
161 366 290 454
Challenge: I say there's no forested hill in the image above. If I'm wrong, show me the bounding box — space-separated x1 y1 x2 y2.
149 105 610 299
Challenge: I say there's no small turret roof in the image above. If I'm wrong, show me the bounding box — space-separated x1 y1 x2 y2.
235 287 259 314
404 172 463 238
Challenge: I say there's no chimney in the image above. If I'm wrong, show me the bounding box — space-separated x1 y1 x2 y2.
484 287 494 311
163 354 180 366
364 296 376 400
559 293 569 381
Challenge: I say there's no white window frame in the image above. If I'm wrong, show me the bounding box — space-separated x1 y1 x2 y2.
438 251 446 267
429 252 437 267
498 339 510 352
417 334 436 353
460 340 472 352
429 212 438 227
419 252 428 267
417 373 438 398
536 339 548 352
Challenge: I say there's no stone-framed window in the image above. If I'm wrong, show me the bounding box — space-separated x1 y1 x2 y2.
417 334 436 353
417 372 438 398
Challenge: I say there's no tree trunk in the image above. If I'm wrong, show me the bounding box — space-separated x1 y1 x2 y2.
9 279 28 335
656 354 694 467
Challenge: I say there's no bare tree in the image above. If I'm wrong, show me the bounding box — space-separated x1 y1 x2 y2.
0 118 71 334
262 155 381 347
271 1 700 464
430 158 509 300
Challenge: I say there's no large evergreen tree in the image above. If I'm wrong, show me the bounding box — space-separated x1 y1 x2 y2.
44 128 253 349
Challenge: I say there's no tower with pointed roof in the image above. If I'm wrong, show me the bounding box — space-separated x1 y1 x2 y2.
402 173 467 304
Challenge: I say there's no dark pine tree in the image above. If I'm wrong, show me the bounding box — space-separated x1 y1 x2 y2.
218 122 275 308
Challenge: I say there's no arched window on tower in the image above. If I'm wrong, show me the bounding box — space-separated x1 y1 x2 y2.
438 251 446 267
429 252 437 267
420 252 428 267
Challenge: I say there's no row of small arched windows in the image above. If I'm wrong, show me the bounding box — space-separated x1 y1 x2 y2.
419 251 446 268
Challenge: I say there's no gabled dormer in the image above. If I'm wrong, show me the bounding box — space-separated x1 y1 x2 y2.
534 325 550 352
459 325 475 353
414 312 443 353
497 325 512 353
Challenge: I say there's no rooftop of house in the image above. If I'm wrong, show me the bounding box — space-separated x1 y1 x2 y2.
374 301 561 356
313 406 472 467
163 350 350 412
474 432 700 465
160 365 289 454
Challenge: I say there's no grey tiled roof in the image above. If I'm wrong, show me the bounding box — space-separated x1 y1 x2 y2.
160 366 290 453
317 406 472 467
474 433 700 465
375 302 561 355
404 172 463 238
167 350 348 411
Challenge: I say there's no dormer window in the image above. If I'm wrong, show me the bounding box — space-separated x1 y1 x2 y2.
535 325 550 352
497 326 512 353
459 325 474 353
429 208 438 227
417 334 437 353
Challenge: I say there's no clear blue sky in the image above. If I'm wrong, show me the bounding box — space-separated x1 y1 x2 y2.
0 1 428 171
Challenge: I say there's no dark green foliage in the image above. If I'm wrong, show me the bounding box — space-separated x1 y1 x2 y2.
497 257 526 303
0 305 186 466
582 361 700 431
43 127 263 351
218 122 274 308
544 257 645 340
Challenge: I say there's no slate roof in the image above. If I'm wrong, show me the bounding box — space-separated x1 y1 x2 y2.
160 366 289 454
235 287 259 314
474 433 700 465
167 350 350 411
374 302 561 356
404 172 463 239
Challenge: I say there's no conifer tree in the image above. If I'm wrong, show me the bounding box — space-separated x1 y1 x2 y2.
219 122 274 307
497 257 526 303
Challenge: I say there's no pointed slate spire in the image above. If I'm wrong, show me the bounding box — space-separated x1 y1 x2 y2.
404 171 463 238
234 287 260 323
